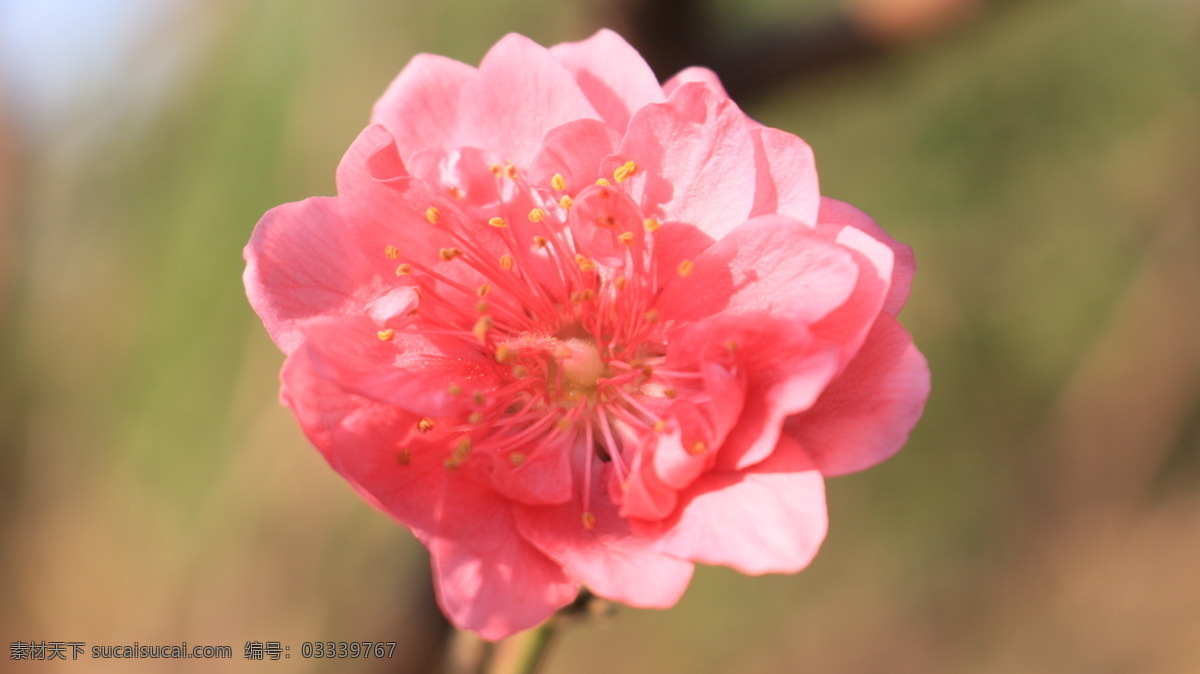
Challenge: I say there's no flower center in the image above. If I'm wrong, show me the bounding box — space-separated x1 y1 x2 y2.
558 337 607 391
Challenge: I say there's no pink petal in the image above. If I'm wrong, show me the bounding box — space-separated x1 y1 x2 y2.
785 314 930 475
656 214 859 327
662 66 728 98
549 29 665 132
371 53 478 161
529 118 615 194
429 507 579 641
455 34 600 167
617 81 756 240
298 315 497 418
818 197 915 316
750 126 820 226
243 196 385 354
648 436 828 575
515 461 695 608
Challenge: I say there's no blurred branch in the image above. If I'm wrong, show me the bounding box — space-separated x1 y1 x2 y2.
612 0 1000 103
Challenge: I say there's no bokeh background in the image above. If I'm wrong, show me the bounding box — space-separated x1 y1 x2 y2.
2 0 1199 672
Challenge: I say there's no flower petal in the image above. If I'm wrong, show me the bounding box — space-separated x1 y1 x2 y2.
785 314 930 475
819 197 915 316
617 81 757 240
549 29 665 132
455 34 600 166
244 196 385 354
429 508 579 641
515 460 695 608
750 126 820 226
647 436 828 575
662 66 728 98
656 214 859 327
371 53 478 161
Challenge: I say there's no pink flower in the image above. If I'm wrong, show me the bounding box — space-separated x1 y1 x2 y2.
244 30 929 640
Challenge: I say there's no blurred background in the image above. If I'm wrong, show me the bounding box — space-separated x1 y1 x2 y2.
1 0 1198 671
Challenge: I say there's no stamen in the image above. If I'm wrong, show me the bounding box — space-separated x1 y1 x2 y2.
551 173 566 191
426 207 440 224
677 259 694 277
645 308 659 323
644 217 661 232
417 417 435 433
509 452 526 466
575 255 595 273
397 450 411 466
559 195 574 209
377 329 395 341
477 283 491 297
528 208 546 222
385 245 399 260
439 247 463 261
504 164 518 179
533 235 548 249
595 178 611 187
448 384 463 396
499 254 514 270
488 217 507 228
582 512 596 530
617 232 633 246
395 263 412 276
473 315 493 343
688 441 708 455
489 163 503 177
613 160 637 183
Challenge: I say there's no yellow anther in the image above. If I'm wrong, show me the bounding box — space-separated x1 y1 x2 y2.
595 214 617 228
469 411 484 424
595 178 611 187
556 418 572 432
488 216 507 228
533 235 548 249
448 186 464 200
499 254 514 270
726 341 739 353
644 308 659 323
439 247 462 261
559 195 574 210
677 259 694 277
489 163 503 176
395 263 412 276
385 245 399 260
613 160 637 183
575 254 595 272
579 289 595 302
644 217 661 232
614 276 628 291
417 417 435 434
653 419 666 434
509 452 526 467
551 173 566 191
528 208 546 222
663 387 677 399
504 164 518 179
472 315 493 343
477 283 491 297
472 391 486 405
476 301 489 313
617 231 634 246
444 437 472 470
448 384 463 396
689 441 708 455
425 206 440 224
512 365 529 379
455 437 472 453
377 329 395 341
582 512 597 530
495 344 511 363
397 449 411 466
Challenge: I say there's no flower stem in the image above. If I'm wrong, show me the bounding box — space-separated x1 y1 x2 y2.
486 620 558 674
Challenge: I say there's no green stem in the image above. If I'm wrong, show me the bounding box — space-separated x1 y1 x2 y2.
486 619 559 674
